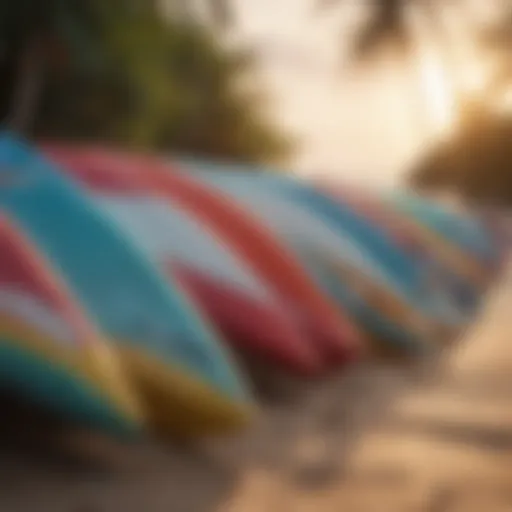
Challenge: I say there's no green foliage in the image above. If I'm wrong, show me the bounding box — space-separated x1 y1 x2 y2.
0 0 293 165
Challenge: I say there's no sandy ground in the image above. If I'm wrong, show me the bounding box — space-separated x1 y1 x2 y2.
0 275 511 512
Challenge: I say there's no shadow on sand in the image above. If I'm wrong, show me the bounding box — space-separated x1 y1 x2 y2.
0 353 438 512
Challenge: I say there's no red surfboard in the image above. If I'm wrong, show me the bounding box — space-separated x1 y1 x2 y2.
0 213 141 434
43 144 362 364
44 144 322 376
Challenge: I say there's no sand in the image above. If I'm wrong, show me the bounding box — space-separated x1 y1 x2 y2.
1 277 511 512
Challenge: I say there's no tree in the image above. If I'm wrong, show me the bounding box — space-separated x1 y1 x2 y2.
0 0 108 133
409 105 512 205
2 1 293 164
407 4 512 205
316 1 512 204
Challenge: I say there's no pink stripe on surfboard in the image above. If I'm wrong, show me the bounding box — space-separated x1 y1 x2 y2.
0 213 103 347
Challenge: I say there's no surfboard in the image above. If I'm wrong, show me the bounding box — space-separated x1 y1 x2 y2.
43 144 320 377
320 184 479 315
0 133 253 437
387 191 497 269
382 194 492 289
277 174 470 336
193 167 465 335
181 163 437 354
42 146 360 365
0 213 142 436
179 161 421 290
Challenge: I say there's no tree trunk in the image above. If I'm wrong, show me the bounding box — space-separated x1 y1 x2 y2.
7 35 46 136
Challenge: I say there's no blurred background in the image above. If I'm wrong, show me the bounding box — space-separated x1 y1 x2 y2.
2 0 512 200
0 1 511 511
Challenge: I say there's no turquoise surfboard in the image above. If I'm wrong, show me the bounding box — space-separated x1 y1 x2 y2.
0 212 142 435
0 134 252 436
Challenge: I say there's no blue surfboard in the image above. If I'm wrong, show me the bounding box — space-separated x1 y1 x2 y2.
0 134 252 436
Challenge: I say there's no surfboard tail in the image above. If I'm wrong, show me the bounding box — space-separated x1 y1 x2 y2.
0 212 144 436
119 346 255 438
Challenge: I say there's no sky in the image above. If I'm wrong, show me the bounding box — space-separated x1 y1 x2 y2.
161 0 505 187
228 0 428 188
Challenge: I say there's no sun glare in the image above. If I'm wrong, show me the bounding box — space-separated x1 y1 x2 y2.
406 5 458 140
404 1 503 141
440 2 492 98
415 46 456 138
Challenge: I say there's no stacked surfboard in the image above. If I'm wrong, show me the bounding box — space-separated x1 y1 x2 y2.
0 132 505 440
